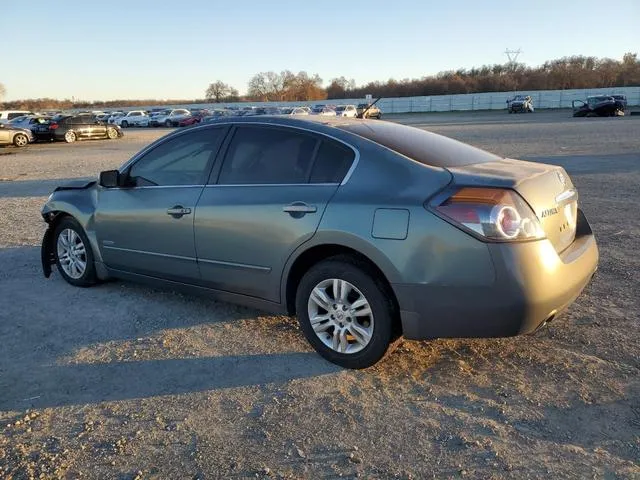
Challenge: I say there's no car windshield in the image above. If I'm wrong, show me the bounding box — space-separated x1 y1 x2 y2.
280 108 293 114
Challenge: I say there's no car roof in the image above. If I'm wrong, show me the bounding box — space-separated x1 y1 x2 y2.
200 116 500 167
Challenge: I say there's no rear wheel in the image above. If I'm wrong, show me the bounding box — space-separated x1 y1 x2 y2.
165 119 172 127
13 133 29 147
107 127 119 139
295 257 398 369
54 217 97 287
64 130 77 143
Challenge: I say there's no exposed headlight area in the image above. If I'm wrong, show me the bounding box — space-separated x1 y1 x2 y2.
432 187 546 241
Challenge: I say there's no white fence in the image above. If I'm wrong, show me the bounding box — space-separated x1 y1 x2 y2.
108 86 640 115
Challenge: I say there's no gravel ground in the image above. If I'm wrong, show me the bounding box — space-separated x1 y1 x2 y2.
0 111 639 479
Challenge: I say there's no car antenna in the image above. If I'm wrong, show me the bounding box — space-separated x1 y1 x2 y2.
360 97 382 119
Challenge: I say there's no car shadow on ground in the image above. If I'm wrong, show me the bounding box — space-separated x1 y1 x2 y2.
0 246 340 411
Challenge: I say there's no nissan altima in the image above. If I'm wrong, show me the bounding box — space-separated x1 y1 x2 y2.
41 116 598 368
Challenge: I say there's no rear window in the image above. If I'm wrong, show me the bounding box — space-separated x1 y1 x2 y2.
337 122 500 168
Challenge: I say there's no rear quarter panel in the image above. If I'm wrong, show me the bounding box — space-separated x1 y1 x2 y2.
281 140 496 299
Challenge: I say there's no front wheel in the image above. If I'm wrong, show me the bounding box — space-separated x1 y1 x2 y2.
165 119 172 127
107 127 119 139
121 120 129 128
64 130 77 143
13 133 29 147
295 257 398 369
54 217 97 287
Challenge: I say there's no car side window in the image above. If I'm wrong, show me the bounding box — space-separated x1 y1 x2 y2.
217 126 318 185
129 127 225 187
310 140 355 184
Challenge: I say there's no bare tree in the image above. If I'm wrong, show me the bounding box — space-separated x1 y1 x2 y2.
0 82 5 103
205 81 235 102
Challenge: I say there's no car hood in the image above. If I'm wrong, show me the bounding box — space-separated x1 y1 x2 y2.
52 179 96 192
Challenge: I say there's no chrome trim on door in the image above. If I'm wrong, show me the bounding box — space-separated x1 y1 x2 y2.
102 245 196 262
197 257 271 272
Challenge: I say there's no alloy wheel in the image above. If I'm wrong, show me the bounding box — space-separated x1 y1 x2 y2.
56 228 87 279
307 278 374 354
14 134 28 147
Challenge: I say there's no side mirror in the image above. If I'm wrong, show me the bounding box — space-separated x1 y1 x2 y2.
99 170 124 188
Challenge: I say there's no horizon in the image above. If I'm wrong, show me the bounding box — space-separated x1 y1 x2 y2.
4 0 639 102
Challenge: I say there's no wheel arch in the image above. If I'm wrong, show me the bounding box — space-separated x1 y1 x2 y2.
282 241 401 329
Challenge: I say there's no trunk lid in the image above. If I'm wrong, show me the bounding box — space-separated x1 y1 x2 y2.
448 158 578 253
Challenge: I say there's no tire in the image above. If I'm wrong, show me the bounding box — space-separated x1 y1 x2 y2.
295 256 398 369
64 130 77 143
53 217 97 287
121 120 129 128
13 133 29 147
165 120 172 127
106 127 119 139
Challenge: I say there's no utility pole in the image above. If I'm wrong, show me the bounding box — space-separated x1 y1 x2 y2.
504 48 522 65
504 48 522 95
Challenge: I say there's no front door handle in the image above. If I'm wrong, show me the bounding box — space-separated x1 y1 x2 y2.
283 203 317 215
167 205 192 218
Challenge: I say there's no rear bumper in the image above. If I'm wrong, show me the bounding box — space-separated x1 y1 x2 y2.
394 209 599 339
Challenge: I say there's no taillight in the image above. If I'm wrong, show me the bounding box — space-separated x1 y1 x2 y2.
432 187 545 242
49 123 58 130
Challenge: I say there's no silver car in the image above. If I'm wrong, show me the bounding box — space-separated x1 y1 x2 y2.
41 116 598 368
0 123 34 147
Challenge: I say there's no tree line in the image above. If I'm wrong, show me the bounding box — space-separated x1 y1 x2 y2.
1 53 638 110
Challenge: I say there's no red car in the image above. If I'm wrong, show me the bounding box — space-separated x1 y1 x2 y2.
178 110 210 127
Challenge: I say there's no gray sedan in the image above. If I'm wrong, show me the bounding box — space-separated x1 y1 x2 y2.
41 116 598 368
0 123 33 147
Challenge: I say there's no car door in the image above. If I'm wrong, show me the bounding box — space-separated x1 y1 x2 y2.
194 124 356 302
89 115 107 137
94 126 228 282
0 125 10 144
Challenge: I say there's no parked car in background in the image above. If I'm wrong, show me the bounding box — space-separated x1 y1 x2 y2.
356 104 382 119
178 110 210 127
507 95 534 113
115 110 150 128
96 113 112 123
0 123 33 147
107 112 125 124
49 114 123 143
280 107 310 116
148 110 170 127
8 115 51 139
611 94 627 112
312 107 337 116
151 109 191 127
572 96 620 117
0 110 34 124
40 116 598 369
334 105 358 117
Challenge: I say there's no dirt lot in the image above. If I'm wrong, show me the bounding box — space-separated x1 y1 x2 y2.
1 111 639 479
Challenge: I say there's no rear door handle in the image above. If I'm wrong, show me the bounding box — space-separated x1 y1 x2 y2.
167 205 192 218
283 203 317 214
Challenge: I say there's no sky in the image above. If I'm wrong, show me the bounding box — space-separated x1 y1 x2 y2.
3 0 639 101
